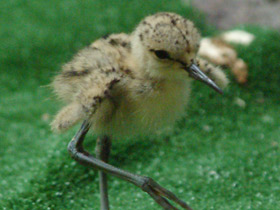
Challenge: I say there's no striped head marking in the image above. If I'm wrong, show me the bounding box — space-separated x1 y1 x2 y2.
133 12 201 68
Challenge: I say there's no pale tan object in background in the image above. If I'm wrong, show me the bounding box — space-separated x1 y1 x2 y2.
198 38 237 66
232 58 248 84
198 30 254 84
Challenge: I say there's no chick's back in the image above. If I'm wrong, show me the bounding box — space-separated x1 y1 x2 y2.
52 33 132 103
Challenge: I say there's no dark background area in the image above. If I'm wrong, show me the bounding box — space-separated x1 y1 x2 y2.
192 0 280 30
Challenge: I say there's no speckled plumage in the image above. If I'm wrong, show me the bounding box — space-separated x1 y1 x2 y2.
51 12 228 138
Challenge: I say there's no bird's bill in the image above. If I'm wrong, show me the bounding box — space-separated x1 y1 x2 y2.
185 64 223 94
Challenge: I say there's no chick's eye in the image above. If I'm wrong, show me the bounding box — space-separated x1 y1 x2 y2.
154 50 170 59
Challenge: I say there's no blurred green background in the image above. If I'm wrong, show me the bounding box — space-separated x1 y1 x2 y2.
1 0 280 210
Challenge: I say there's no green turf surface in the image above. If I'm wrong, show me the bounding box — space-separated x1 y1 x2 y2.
1 0 280 210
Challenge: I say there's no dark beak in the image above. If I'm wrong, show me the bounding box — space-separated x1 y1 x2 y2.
185 64 223 94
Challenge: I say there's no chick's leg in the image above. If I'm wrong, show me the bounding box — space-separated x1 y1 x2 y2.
95 136 111 210
68 120 193 210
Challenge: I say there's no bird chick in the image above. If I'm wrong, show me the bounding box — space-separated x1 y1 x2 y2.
51 12 228 137
51 12 228 210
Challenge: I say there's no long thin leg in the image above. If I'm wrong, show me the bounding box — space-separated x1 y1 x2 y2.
68 120 193 210
95 136 111 210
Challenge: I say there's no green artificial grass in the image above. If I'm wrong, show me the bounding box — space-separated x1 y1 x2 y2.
1 0 280 210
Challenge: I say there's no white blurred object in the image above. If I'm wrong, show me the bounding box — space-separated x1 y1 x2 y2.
234 97 246 108
221 30 255 45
